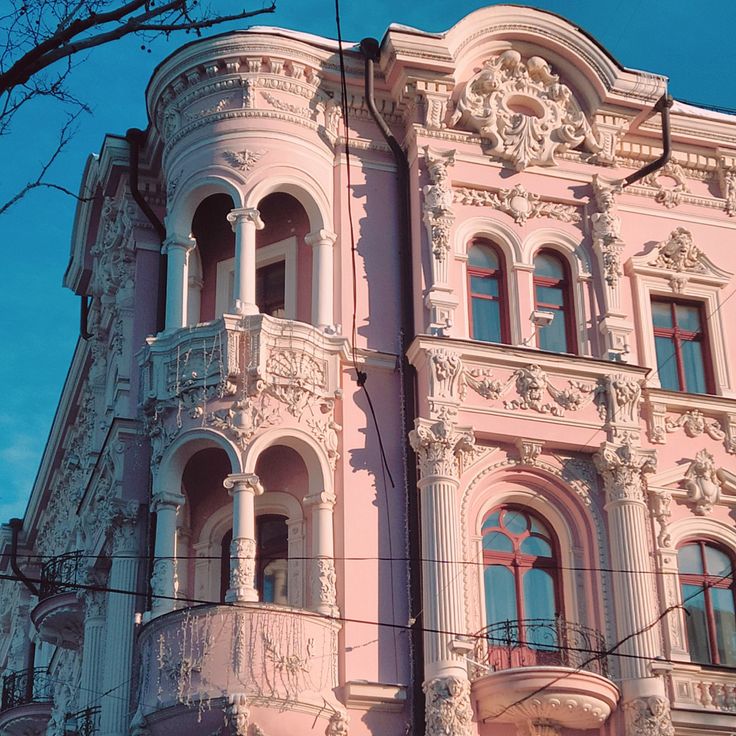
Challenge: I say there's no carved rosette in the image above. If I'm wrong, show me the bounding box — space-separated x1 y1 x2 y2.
624 696 674 736
424 676 473 736
683 449 722 515
409 419 475 480
449 50 603 171
593 441 656 505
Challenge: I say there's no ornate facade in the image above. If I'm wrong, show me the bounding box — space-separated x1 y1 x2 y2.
3 6 736 736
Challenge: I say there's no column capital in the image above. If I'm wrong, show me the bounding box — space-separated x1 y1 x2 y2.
594 440 656 505
303 490 336 508
227 207 264 231
409 418 475 481
304 229 337 248
224 472 264 496
151 491 185 512
162 234 196 254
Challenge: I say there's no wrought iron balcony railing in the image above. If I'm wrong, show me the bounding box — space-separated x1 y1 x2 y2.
1 668 53 712
477 617 609 677
65 706 100 736
39 551 83 600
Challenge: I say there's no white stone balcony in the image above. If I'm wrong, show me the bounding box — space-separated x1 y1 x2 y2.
31 551 84 649
0 669 53 736
470 619 620 736
134 603 341 731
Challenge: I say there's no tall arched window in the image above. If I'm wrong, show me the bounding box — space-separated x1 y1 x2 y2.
482 506 561 665
467 240 508 344
533 250 575 353
678 541 736 666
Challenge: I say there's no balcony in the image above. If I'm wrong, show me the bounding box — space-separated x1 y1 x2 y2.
135 603 340 732
0 669 53 736
471 619 620 735
31 551 84 648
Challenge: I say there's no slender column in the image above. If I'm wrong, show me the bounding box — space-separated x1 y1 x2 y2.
150 491 184 617
304 491 338 616
305 229 337 329
224 473 263 602
100 512 140 736
409 417 475 736
227 208 264 316
79 590 106 709
162 235 196 330
594 441 675 735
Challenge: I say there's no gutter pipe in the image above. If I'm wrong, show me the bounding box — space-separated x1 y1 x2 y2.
8 518 39 597
360 37 425 735
125 128 167 333
622 94 673 188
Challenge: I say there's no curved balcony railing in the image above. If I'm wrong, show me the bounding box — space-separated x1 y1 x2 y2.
39 551 83 600
477 617 609 677
1 668 53 712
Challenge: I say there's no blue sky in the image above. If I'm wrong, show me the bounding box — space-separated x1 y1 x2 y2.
2 0 736 520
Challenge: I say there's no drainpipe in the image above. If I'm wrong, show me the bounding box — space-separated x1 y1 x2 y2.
125 128 167 332
8 518 39 597
622 94 673 187
360 37 424 735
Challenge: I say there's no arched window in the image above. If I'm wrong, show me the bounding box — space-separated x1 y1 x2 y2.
482 506 561 665
467 240 508 343
678 541 736 665
533 250 575 353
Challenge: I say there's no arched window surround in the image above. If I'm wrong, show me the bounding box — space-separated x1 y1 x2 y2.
466 238 510 345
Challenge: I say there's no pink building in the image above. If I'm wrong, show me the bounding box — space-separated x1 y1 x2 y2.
3 5 736 736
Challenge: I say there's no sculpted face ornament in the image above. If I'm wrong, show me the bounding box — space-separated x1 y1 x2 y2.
450 50 603 171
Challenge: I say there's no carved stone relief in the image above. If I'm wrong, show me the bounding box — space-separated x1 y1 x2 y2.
643 161 690 209
222 148 264 175
227 693 250 736
325 712 349 736
449 50 604 170
424 676 473 736
649 490 672 549
717 158 736 216
649 227 705 276
594 439 656 505
683 449 722 515
591 174 624 288
624 695 674 736
409 418 475 479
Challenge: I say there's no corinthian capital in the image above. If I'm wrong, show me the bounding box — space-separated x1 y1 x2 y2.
409 418 475 480
594 440 656 505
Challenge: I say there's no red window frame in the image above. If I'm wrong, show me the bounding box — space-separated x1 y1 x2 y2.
533 249 576 354
651 297 713 394
678 541 736 666
467 239 509 344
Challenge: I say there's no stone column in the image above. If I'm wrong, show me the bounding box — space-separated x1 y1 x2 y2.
100 510 140 736
162 235 196 330
227 208 264 316
593 440 674 735
224 473 263 602
78 590 106 709
150 491 184 617
304 491 338 616
305 229 337 329
409 417 475 736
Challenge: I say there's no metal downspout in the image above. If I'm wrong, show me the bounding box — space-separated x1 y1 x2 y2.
360 37 424 735
623 93 673 187
125 128 167 333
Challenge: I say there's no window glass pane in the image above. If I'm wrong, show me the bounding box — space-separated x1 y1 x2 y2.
529 517 550 537
678 544 704 574
652 301 673 329
470 274 499 297
705 546 732 577
676 304 703 333
535 285 564 307
682 583 711 663
502 510 527 535
469 245 499 270
654 336 680 390
481 511 501 532
712 588 736 666
256 261 285 317
485 565 517 626
523 568 556 620
483 531 513 552
539 313 569 353
521 536 552 557
534 253 564 280
472 297 501 343
681 340 707 394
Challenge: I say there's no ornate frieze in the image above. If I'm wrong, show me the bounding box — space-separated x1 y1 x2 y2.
504 365 597 417
642 161 690 209
449 50 604 170
424 676 473 736
594 439 656 505
683 449 722 515
454 184 580 225
624 696 674 736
